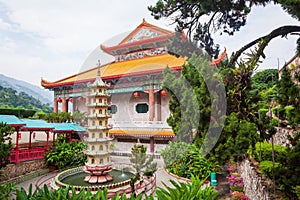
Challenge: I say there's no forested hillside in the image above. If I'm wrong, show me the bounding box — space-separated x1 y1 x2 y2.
0 86 53 113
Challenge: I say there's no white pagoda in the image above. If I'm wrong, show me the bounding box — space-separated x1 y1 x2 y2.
83 61 113 184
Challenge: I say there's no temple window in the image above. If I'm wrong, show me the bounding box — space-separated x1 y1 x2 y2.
100 159 103 164
107 157 109 162
100 132 103 138
136 103 149 113
100 145 103 151
91 159 95 164
99 109 102 114
92 133 95 138
91 145 95 151
109 105 117 114
92 121 95 126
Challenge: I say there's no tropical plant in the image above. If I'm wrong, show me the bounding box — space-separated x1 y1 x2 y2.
0 122 14 170
155 175 218 200
0 182 17 200
166 145 218 180
45 136 87 170
15 184 154 200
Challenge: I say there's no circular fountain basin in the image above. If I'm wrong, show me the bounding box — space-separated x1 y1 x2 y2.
62 169 133 186
51 166 142 194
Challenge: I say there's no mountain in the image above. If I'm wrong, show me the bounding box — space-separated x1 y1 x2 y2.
0 74 53 105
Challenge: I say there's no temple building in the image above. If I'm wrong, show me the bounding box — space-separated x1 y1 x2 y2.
41 19 187 153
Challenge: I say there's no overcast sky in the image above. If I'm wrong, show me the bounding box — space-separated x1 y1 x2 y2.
0 1 299 87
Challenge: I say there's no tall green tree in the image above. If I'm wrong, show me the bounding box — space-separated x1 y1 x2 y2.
129 144 157 177
149 0 300 64
0 122 14 169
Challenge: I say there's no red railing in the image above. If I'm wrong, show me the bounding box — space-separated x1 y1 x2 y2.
10 148 46 163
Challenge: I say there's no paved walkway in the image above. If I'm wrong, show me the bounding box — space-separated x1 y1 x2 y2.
16 155 185 193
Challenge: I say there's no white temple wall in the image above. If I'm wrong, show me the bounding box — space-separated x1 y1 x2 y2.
109 92 170 123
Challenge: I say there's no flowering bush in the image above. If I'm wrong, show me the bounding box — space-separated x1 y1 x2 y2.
226 160 250 199
227 172 244 192
231 191 250 200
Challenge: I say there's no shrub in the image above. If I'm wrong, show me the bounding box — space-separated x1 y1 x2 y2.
45 137 87 170
259 160 281 179
166 145 218 180
231 191 250 200
160 141 191 166
250 141 287 162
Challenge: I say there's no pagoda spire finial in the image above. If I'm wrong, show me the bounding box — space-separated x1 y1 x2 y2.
97 60 101 77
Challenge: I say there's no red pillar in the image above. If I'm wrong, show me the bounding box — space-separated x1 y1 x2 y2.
61 98 67 112
54 98 58 113
156 92 162 121
29 131 32 149
46 131 49 150
149 90 155 121
150 137 155 153
15 129 20 163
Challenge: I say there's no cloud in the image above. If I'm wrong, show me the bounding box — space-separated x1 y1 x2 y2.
0 0 298 87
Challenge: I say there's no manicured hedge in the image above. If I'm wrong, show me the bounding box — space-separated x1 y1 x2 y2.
0 108 36 118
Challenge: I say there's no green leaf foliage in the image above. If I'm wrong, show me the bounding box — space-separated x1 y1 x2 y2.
160 141 191 166
250 141 287 163
0 122 14 169
129 144 157 177
0 86 53 114
210 113 258 164
166 145 218 180
259 160 281 179
45 136 87 170
155 175 218 200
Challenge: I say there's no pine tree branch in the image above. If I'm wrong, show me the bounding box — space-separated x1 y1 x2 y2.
228 25 300 67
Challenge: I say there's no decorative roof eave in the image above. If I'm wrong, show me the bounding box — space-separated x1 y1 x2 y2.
41 65 182 89
119 18 173 44
279 53 300 73
53 130 75 133
9 124 26 127
21 127 53 131
109 129 175 138
110 134 174 138
209 47 228 66
100 34 174 56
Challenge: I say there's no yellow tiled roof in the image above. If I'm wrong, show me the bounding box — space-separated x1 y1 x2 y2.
109 129 174 137
42 54 186 87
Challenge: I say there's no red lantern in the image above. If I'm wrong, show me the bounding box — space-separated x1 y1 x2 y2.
133 92 140 98
33 132 36 139
160 90 167 96
69 98 73 103
18 133 21 140
57 98 62 103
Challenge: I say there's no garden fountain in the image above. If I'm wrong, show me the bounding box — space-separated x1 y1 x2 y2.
51 64 154 197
